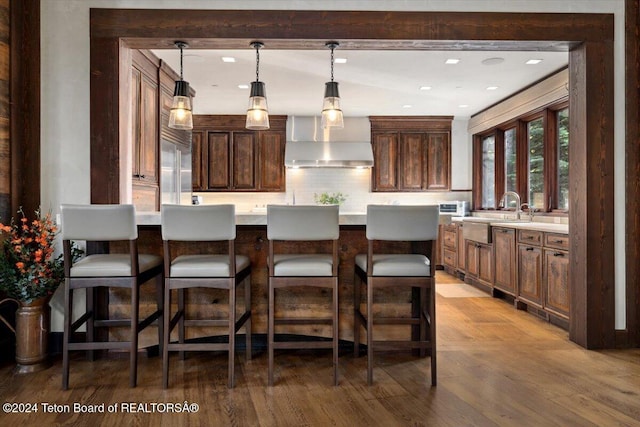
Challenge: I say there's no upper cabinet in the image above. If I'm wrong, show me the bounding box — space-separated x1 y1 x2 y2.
192 115 287 192
370 116 452 192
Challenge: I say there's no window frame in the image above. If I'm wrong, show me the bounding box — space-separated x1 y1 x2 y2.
472 99 569 214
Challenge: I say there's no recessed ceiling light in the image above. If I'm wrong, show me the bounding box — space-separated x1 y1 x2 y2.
458 104 469 108
481 57 505 65
221 57 236 63
419 86 432 91
402 104 413 108
486 86 499 91
238 84 249 89
334 58 347 64
526 59 543 65
445 58 460 64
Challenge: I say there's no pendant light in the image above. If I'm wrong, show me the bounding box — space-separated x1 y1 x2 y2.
321 41 344 129
246 41 270 130
168 41 193 130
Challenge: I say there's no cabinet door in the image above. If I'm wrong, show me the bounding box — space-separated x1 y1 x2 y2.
191 131 204 191
456 224 466 271
425 132 450 190
399 132 424 190
372 132 398 191
465 240 479 277
258 131 286 191
544 249 570 318
131 67 141 178
139 74 159 183
518 244 543 306
232 132 256 189
478 243 494 286
493 228 516 295
207 132 230 189
441 225 457 269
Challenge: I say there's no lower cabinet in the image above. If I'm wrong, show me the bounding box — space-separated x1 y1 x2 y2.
493 227 516 296
543 233 570 319
517 243 543 306
465 240 493 290
441 223 457 272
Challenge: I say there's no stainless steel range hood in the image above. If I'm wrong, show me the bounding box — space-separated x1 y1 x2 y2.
285 116 374 168
285 141 374 168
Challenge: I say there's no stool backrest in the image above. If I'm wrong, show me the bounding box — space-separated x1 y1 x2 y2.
366 205 439 241
267 205 339 241
161 204 236 241
61 204 137 241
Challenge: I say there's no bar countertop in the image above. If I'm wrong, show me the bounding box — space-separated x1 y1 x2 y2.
136 211 367 226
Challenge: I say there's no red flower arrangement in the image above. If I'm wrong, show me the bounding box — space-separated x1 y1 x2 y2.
0 208 65 303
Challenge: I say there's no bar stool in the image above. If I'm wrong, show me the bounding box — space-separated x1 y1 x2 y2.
267 205 340 386
60 204 163 389
160 204 251 388
353 205 439 386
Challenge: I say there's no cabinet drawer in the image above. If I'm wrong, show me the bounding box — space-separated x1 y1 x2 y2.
518 230 542 245
443 248 457 267
544 233 569 250
443 228 457 249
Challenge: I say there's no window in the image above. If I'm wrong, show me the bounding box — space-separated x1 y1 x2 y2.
527 117 544 208
481 135 495 209
472 101 568 214
504 127 517 207
556 108 569 210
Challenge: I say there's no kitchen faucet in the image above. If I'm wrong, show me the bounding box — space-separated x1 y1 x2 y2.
500 191 524 220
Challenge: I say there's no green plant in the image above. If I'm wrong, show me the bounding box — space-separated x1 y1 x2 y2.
314 192 347 205
0 208 81 303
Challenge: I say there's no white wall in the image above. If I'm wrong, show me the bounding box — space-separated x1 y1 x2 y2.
41 0 625 331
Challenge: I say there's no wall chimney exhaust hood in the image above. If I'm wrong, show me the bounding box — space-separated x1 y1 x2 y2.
285 141 374 168
285 116 373 168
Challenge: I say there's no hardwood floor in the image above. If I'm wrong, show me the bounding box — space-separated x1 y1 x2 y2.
1 272 639 426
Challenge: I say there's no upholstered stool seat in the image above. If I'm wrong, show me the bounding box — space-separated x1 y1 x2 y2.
70 254 162 277
161 204 251 389
354 205 439 386
267 205 340 386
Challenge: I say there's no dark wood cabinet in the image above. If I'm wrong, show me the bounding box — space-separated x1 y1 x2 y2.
441 223 457 271
370 116 452 192
465 240 493 290
517 230 543 307
371 132 399 191
493 227 517 296
543 233 570 319
192 115 286 192
456 223 466 272
131 50 160 211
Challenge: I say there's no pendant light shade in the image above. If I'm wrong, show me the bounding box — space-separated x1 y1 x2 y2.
321 41 344 129
246 41 270 130
168 41 193 130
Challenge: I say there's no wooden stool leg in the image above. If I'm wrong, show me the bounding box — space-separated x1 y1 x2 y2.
268 279 275 386
245 277 252 361
429 279 437 386
62 280 72 390
156 274 164 357
333 278 339 386
419 286 428 358
130 282 139 388
353 272 361 358
86 287 95 361
228 282 236 389
366 278 374 386
178 288 185 360
162 281 171 389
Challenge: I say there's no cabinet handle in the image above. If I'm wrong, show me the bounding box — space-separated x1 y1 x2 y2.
553 239 564 243
525 236 534 240
526 247 534 251
553 252 564 257
501 229 509 233
139 174 146 179
133 173 140 178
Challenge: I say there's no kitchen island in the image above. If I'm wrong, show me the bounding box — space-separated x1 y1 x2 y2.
104 212 427 349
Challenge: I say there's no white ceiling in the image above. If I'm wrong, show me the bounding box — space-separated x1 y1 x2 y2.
152 48 568 118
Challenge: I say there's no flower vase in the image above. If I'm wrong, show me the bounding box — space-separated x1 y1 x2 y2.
15 296 51 374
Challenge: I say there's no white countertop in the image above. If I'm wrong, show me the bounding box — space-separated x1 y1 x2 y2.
136 212 367 226
451 216 569 234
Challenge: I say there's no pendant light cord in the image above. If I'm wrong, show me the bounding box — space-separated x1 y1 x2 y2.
179 44 184 81
255 44 260 82
330 45 335 83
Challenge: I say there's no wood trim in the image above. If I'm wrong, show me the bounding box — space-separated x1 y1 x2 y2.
89 8 616 349
10 0 40 216
369 116 453 131
626 0 640 348
193 115 287 131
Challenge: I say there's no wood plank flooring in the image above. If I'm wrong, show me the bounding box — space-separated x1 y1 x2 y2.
1 272 639 426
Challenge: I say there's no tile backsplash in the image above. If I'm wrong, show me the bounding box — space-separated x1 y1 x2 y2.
195 168 471 213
